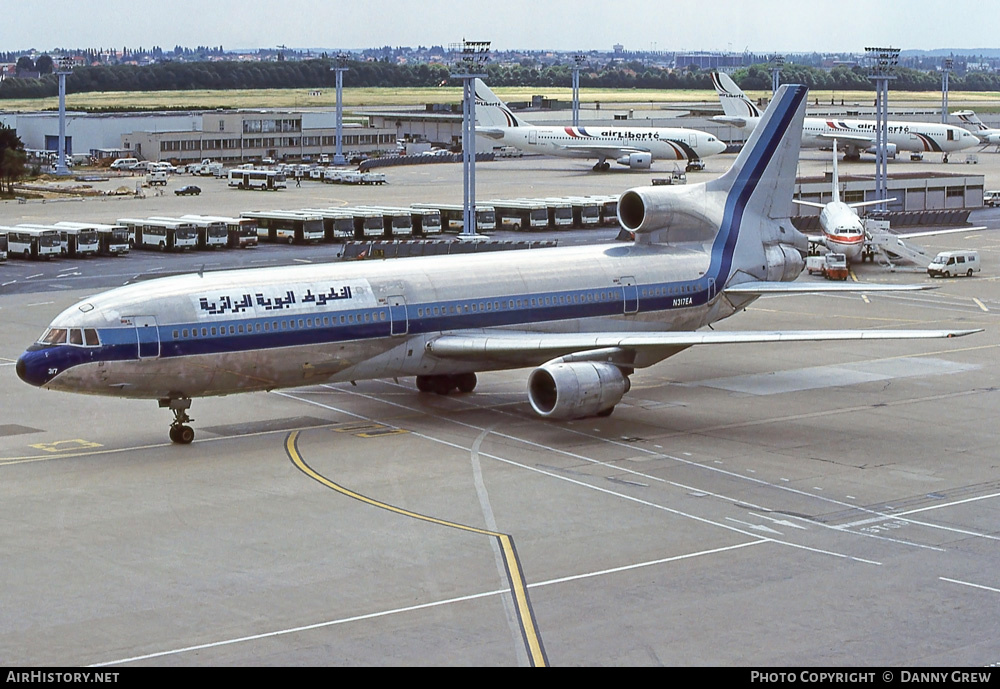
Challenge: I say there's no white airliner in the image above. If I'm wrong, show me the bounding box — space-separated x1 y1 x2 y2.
16 85 978 444
474 79 726 171
712 72 980 161
953 110 1000 148
793 140 893 262
795 141 988 264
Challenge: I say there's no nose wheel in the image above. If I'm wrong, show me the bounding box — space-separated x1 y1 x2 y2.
160 396 195 444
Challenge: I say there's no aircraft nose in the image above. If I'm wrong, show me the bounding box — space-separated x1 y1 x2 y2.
15 350 53 388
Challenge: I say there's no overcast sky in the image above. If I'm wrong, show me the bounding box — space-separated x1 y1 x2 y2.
3 0 995 55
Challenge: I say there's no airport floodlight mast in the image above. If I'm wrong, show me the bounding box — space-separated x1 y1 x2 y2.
770 55 784 96
866 47 899 213
572 54 585 127
450 40 490 237
330 54 349 165
941 57 953 125
55 57 74 176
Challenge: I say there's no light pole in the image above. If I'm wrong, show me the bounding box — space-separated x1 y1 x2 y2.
331 54 349 165
866 47 900 211
941 57 953 125
572 54 585 127
55 57 73 176
770 55 784 97
450 40 490 238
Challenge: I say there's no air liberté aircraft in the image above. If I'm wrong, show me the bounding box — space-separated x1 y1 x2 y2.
474 78 726 171
953 110 1000 148
712 72 979 161
16 85 978 444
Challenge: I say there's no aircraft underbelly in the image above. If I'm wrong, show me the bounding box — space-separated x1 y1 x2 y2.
46 339 396 399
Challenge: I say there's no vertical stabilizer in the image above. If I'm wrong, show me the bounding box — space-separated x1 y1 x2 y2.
708 83 807 222
831 139 840 204
954 110 988 131
712 72 762 119
474 79 531 128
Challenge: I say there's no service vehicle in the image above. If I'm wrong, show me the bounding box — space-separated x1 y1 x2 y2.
821 253 849 280
928 250 981 278
117 218 198 252
175 185 202 196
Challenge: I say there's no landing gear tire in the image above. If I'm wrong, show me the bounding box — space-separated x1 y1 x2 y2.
455 372 477 393
416 375 433 392
161 396 195 445
596 406 615 418
169 425 195 444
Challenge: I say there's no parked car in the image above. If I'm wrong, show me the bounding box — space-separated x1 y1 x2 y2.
175 185 202 196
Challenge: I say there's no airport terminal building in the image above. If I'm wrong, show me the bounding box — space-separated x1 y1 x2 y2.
1 109 397 164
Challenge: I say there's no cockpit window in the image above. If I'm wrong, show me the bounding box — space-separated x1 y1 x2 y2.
69 329 83 346
40 328 67 345
84 329 100 346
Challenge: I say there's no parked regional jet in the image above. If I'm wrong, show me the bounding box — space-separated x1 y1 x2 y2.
16 85 978 444
712 72 979 161
474 79 726 171
953 110 1000 149
793 140 894 262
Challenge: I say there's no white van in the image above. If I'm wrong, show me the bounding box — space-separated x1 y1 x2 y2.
928 250 981 278
110 157 139 171
983 190 1000 207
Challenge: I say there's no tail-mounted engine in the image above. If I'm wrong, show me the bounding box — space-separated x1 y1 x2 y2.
763 242 806 282
617 186 722 242
527 361 631 419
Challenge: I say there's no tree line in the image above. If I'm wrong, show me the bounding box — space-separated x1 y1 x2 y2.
2 59 999 102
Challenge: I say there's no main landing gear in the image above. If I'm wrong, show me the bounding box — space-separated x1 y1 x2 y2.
416 373 477 395
592 160 611 172
160 396 195 444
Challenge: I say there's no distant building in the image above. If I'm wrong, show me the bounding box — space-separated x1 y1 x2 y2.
124 110 396 164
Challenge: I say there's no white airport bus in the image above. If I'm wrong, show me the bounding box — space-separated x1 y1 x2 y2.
411 203 495 233
54 222 130 257
150 216 228 250
298 208 360 242
228 169 287 191
117 218 199 252
180 215 258 248
488 200 549 232
0 231 8 261
241 211 324 244
1 226 62 260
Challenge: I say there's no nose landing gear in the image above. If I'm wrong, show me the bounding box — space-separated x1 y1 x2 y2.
159 396 195 444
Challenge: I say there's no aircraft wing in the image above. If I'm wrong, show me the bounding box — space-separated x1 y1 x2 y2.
890 225 988 239
555 143 650 157
474 126 506 140
816 132 874 146
426 327 979 370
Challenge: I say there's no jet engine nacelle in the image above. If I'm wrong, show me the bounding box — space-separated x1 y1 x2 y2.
617 185 722 240
866 142 897 159
764 242 806 282
617 152 652 169
527 362 631 419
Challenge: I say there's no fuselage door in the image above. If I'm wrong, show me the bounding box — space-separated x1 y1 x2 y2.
620 276 638 315
388 295 408 336
132 316 160 358
528 130 537 146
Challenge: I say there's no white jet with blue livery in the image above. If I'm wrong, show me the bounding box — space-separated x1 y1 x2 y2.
16 85 978 444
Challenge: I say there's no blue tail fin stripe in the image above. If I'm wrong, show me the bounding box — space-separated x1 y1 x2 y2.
708 85 806 285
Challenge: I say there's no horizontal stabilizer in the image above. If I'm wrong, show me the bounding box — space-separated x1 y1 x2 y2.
711 115 749 128
724 281 939 294
475 127 506 140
